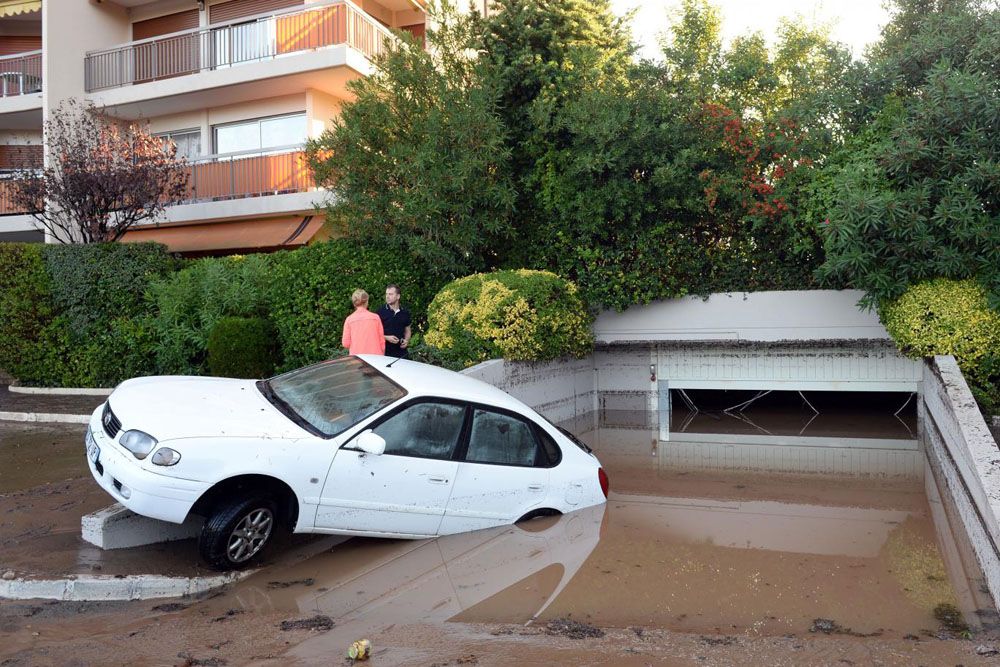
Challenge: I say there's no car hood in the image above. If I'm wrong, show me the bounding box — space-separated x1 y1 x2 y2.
107 376 313 442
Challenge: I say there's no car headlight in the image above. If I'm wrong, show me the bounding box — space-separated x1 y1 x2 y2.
150 447 182 467
119 430 158 460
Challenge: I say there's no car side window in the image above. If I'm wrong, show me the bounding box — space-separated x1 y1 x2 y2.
466 409 543 467
372 402 465 460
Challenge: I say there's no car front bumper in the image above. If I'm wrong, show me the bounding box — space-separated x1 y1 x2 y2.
86 407 208 524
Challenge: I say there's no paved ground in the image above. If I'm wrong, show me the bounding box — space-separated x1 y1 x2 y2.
0 386 104 416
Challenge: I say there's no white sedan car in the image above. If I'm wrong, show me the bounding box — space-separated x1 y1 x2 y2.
85 355 609 569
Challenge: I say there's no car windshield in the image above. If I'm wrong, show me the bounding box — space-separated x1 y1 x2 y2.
259 357 406 437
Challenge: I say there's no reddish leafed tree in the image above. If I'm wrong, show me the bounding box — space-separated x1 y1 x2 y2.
13 99 188 243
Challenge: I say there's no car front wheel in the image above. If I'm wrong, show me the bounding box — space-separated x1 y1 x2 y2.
199 496 278 570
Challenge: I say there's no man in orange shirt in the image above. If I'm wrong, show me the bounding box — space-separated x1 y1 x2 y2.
342 289 386 355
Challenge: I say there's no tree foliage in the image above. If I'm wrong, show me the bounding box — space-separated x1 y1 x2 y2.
818 0 1000 308
13 99 188 243
306 5 514 278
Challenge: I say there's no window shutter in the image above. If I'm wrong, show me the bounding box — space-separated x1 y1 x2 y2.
132 9 200 41
209 0 303 24
0 35 40 56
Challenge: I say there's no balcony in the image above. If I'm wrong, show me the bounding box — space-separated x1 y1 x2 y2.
180 146 314 203
85 1 395 117
0 49 42 124
160 146 319 225
0 176 39 216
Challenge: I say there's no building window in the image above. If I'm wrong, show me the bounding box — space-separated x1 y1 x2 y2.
156 129 202 161
212 112 306 155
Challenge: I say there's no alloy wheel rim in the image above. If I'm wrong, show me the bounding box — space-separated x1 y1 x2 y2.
226 508 274 563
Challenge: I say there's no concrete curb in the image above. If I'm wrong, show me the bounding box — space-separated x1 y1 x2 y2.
0 571 253 602
0 411 90 424
8 385 112 396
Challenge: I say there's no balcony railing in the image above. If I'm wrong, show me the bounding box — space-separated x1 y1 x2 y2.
177 147 314 205
0 177 40 216
0 50 42 97
85 1 394 93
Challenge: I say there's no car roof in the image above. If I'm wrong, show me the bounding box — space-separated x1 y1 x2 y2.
357 355 529 413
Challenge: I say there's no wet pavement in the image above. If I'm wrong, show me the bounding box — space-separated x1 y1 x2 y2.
0 386 104 416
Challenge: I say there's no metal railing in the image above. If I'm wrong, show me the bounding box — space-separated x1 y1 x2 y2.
177 146 314 205
0 176 40 216
85 1 394 92
0 50 42 97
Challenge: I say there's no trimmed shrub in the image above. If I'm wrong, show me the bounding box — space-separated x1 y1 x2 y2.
148 254 277 375
42 242 176 337
83 316 159 387
269 239 442 370
881 278 1000 413
423 269 593 368
207 317 279 379
0 243 59 383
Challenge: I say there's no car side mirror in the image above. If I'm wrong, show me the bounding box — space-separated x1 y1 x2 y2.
354 430 386 456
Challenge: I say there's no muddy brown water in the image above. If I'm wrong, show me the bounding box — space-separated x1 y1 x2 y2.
1 410 999 665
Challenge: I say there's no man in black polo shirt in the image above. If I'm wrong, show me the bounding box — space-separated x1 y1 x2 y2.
377 284 412 358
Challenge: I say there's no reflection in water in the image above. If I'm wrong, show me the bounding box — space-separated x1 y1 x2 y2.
231 477 974 639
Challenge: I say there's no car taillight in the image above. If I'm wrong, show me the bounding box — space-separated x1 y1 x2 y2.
598 468 609 498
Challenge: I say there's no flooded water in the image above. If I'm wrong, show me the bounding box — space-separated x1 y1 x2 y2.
2 410 998 667
213 410 990 646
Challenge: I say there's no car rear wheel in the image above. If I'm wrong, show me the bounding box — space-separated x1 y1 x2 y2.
199 496 278 570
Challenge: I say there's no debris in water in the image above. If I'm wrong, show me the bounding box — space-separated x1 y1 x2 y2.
545 618 605 639
809 619 882 638
700 635 737 646
347 638 371 661
429 656 478 667
266 578 315 589
177 651 227 666
279 615 334 632
933 603 969 634
211 609 244 623
151 603 188 613
975 645 999 656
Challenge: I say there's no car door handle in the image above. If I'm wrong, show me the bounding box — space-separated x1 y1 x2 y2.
527 484 544 491
428 477 449 484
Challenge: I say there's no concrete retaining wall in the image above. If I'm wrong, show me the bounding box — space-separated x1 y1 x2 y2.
462 357 596 425
920 356 1000 607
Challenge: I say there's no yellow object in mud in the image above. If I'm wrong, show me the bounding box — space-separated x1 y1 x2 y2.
348 639 372 661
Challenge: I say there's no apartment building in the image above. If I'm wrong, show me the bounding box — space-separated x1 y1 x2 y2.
0 0 426 254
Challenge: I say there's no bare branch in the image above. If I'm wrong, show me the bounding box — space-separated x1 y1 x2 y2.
11 99 189 243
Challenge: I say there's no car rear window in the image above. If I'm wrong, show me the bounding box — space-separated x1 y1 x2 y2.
260 357 406 437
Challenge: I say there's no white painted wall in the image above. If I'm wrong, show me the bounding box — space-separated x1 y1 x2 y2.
594 290 890 344
921 356 1000 612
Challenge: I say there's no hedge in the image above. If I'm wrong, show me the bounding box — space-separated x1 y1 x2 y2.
269 239 442 370
207 317 279 379
423 269 593 368
43 243 176 338
148 253 277 375
881 278 1000 414
0 244 55 382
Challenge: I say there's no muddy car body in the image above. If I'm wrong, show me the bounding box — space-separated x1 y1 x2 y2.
85 355 608 568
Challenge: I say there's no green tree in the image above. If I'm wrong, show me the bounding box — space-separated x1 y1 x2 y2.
474 0 633 263
306 3 515 278
818 0 1000 307
532 0 860 308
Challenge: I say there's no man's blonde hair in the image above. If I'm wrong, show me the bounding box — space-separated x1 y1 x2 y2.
351 288 369 307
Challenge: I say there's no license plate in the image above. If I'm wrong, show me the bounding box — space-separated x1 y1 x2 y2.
86 429 100 464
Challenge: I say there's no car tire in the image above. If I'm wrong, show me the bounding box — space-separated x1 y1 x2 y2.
199 496 278 570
